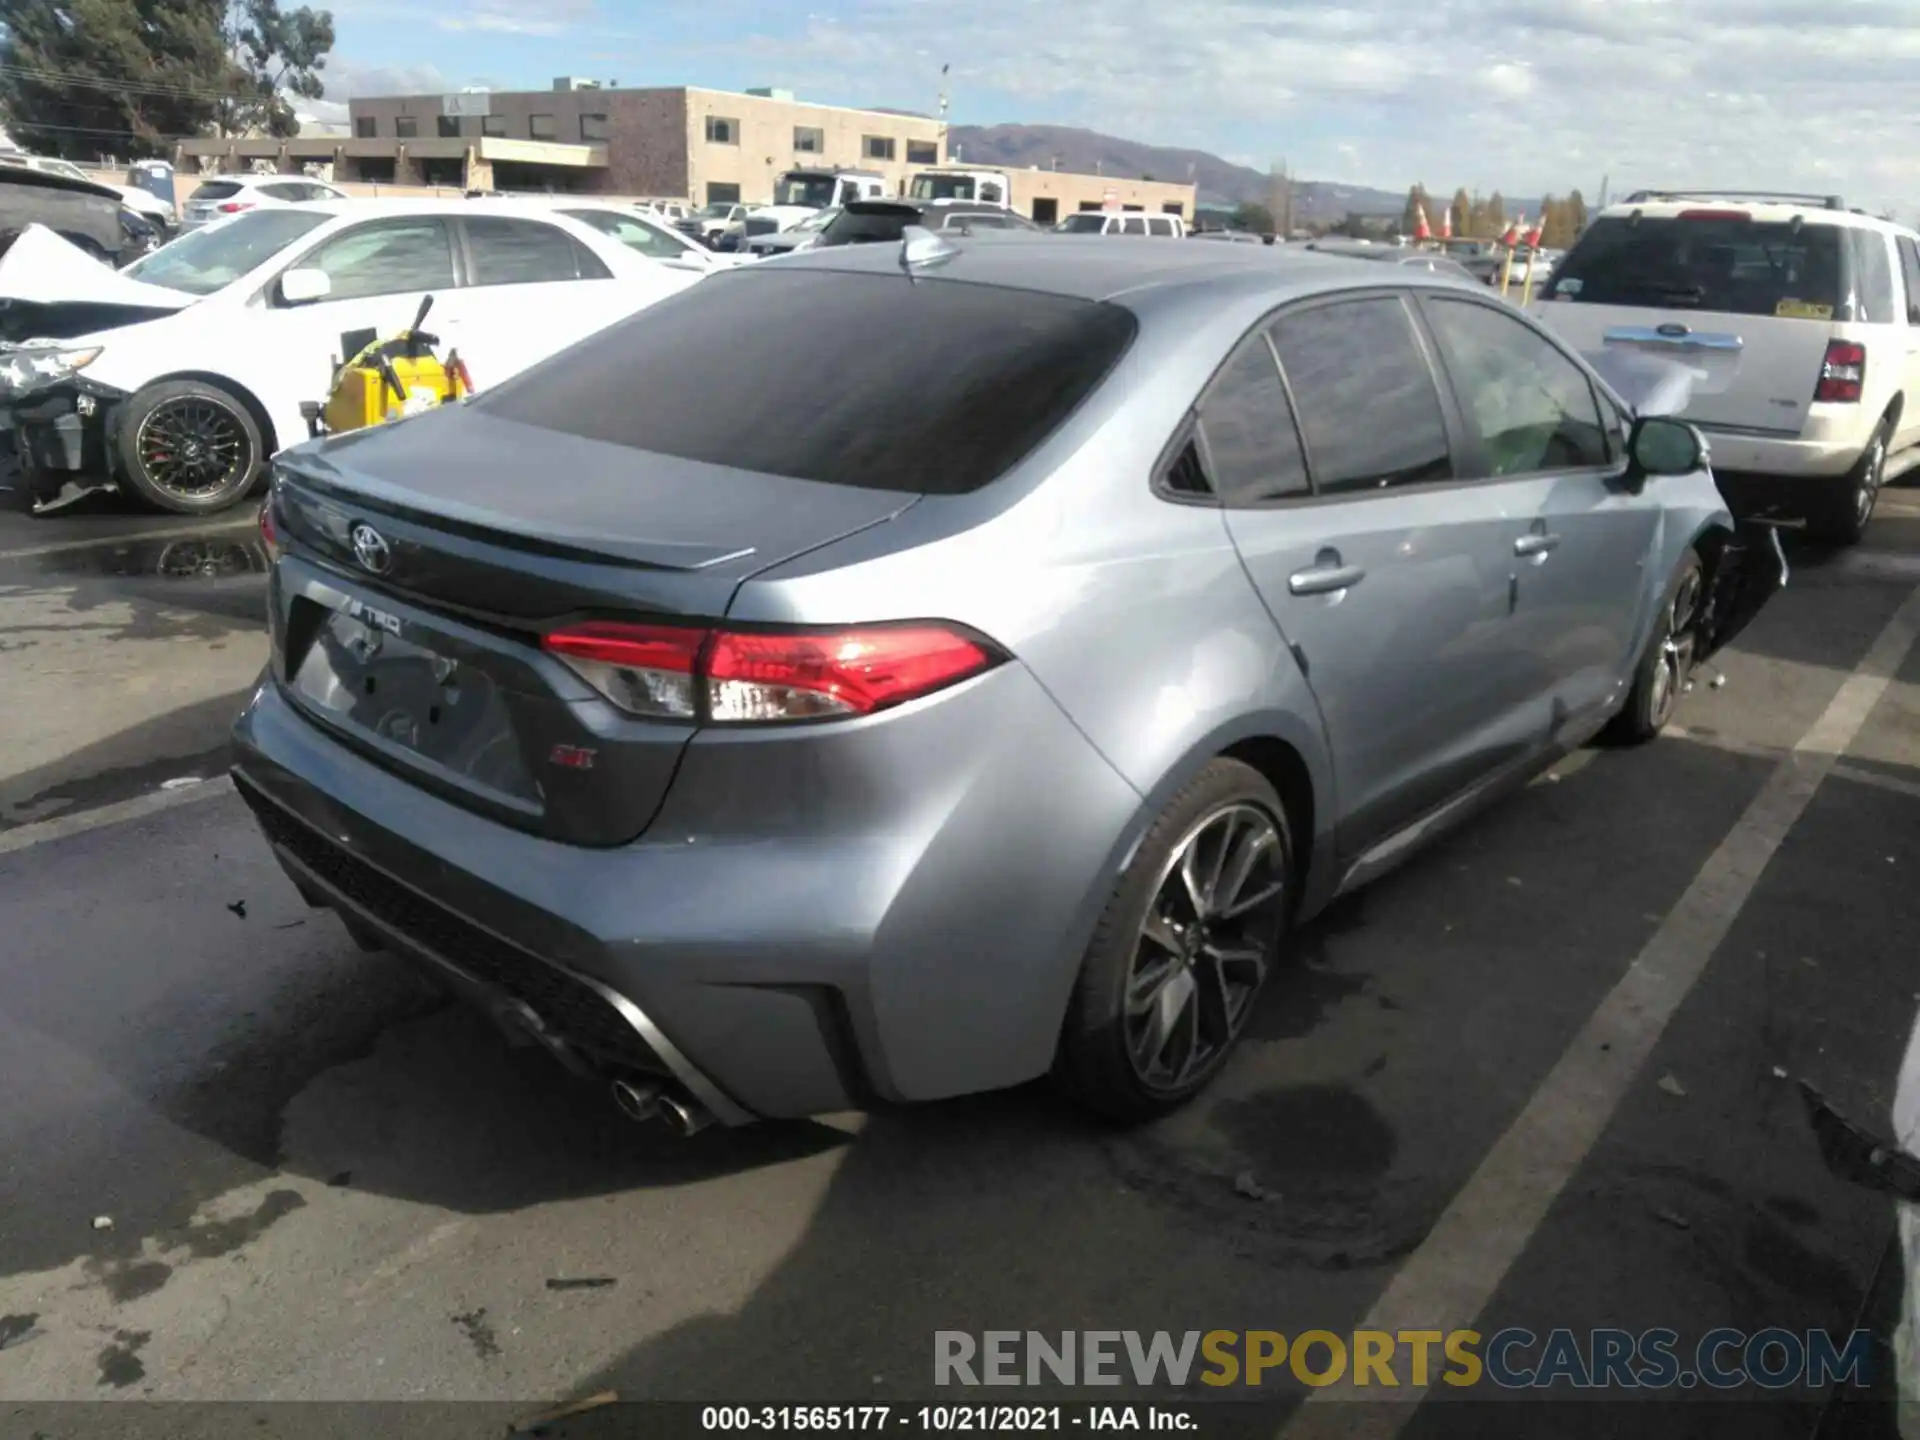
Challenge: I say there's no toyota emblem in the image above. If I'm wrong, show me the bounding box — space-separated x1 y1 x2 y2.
349 522 393 576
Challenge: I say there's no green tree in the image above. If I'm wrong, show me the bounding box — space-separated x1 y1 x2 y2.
0 0 237 156
216 0 335 138
1231 200 1275 234
1449 188 1471 238
1484 191 1508 239
1566 189 1588 238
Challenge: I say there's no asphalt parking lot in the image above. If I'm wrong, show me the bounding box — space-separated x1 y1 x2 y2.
2 482 1919 1438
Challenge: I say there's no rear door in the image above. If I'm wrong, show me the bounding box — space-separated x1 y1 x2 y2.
1420 292 1661 729
449 215 673 386
1530 211 1847 437
1896 236 1920 455
1218 292 1540 859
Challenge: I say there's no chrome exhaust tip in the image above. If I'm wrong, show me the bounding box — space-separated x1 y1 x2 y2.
611 1078 663 1124
658 1090 715 1138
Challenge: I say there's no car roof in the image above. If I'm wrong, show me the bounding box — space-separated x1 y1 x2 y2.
768 231 1461 305
278 197 600 220
1593 197 1917 235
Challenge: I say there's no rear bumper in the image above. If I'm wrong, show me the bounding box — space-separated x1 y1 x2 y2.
229 660 1142 1121
1700 428 1862 481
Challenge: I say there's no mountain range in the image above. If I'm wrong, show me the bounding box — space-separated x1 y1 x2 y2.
942 123 1407 218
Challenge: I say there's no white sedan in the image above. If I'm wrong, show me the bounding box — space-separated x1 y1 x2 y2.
0 199 706 513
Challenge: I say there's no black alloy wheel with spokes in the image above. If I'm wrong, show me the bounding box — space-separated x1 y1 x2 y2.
116 378 265 515
1059 758 1294 1121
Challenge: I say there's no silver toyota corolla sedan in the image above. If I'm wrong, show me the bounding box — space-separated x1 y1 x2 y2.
232 233 1786 1132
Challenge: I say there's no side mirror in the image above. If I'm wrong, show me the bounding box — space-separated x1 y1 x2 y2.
278 267 331 305
1627 415 1707 481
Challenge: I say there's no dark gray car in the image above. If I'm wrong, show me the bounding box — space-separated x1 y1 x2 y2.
815 198 1040 247
0 162 129 264
232 236 1785 1133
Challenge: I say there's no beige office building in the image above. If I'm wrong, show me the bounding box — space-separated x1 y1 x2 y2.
179 81 1197 221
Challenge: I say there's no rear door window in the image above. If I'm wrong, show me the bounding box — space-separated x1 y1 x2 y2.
1898 237 1920 324
1195 339 1310 504
1267 296 1454 494
463 216 609 285
1543 214 1843 319
479 269 1138 495
1849 228 1899 323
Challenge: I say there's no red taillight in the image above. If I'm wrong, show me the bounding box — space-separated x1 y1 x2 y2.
541 621 1001 723
258 499 280 559
1677 209 1752 222
1816 340 1865 403
217 200 255 214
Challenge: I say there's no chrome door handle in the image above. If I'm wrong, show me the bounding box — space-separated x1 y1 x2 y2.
1288 564 1367 596
1514 533 1561 557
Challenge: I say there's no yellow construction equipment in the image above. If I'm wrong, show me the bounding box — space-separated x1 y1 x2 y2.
301 295 473 440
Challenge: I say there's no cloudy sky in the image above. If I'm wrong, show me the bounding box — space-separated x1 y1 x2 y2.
314 0 1920 212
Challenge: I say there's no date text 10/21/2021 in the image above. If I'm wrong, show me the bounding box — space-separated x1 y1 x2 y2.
701 1407 1196 1432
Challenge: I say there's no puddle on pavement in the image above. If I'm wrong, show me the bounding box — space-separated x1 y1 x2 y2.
32 535 268 582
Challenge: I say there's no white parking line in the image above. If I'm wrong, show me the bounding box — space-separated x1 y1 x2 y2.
0 776 234 859
1283 582 1920 1435
0 515 254 564
1831 761 1920 805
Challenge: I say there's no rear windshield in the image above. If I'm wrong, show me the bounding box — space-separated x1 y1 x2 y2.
479 269 1138 495
192 181 243 201
1543 214 1843 318
818 206 922 247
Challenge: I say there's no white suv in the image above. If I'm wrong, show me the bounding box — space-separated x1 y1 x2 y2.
1530 191 1920 544
181 173 350 232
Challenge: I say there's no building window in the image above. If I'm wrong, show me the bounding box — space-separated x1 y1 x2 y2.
530 114 557 141
354 116 377 138
863 135 896 161
437 114 461 138
482 114 506 138
1122 203 1144 212
580 113 608 141
1162 202 1185 216
395 115 418 139
906 140 938 165
793 125 823 154
706 182 741 205
706 115 738 145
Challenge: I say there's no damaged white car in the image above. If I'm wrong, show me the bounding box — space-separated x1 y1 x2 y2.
0 200 707 515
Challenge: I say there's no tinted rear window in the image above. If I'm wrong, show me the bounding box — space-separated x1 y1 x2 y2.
480 269 1138 495
1544 215 1843 318
819 207 921 246
193 181 243 201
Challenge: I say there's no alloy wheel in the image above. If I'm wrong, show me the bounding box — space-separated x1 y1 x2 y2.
135 398 249 500
1124 803 1287 1092
1648 566 1704 730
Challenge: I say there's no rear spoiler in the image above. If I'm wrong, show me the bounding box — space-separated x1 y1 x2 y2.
1581 347 1696 418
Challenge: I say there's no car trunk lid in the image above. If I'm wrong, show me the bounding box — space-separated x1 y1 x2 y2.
270 406 917 845
1530 211 1846 437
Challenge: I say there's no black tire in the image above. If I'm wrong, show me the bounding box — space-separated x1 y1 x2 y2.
1807 421 1889 547
1605 550 1705 745
115 378 264 515
1056 758 1293 1122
